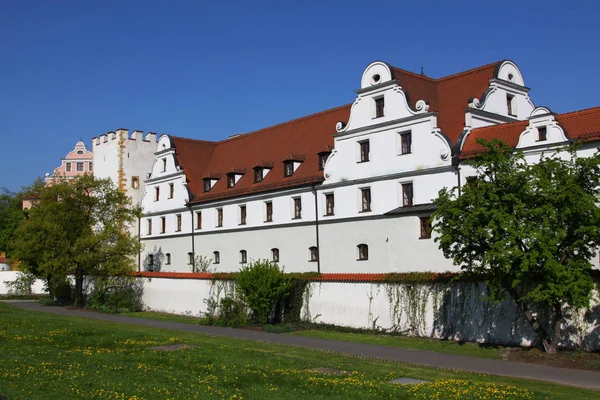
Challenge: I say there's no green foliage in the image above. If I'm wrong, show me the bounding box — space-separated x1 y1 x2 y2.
235 259 291 323
263 323 294 334
0 181 42 256
87 277 144 313
433 139 600 352
3 271 36 295
9 174 142 306
191 254 214 273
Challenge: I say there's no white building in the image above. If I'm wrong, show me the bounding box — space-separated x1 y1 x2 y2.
138 60 600 273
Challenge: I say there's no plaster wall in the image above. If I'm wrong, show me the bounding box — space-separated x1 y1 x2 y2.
0 271 46 294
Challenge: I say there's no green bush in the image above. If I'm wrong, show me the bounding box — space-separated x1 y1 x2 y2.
49 278 74 305
203 295 248 328
87 277 144 313
235 260 291 324
264 324 294 334
3 271 36 295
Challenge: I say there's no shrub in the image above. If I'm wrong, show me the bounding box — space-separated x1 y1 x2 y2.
3 271 36 295
235 260 291 324
49 277 74 305
87 277 144 313
264 324 294 334
216 296 248 327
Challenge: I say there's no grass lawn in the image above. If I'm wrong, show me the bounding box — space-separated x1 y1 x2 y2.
2 303 598 399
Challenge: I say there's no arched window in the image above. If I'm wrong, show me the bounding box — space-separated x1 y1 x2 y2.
309 246 318 262
240 250 247 264
357 244 368 261
271 248 280 262
213 251 220 264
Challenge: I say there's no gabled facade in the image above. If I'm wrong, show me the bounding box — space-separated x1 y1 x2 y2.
45 140 93 184
138 60 600 274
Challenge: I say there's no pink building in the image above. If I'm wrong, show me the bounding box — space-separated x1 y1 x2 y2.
45 141 93 184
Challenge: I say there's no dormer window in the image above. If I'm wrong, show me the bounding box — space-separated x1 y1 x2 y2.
254 167 264 183
375 97 385 118
284 161 294 177
318 152 330 171
227 173 236 188
203 179 212 192
538 126 547 141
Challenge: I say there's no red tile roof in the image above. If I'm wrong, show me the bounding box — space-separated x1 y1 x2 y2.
392 61 501 143
172 105 351 204
0 257 9 264
461 106 600 157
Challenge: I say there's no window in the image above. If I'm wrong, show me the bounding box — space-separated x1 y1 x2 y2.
204 179 211 192
272 248 279 262
293 197 302 219
538 126 547 141
359 140 370 162
88 162 93 172
161 216 166 233
227 173 235 188
254 167 263 183
402 183 413 207
169 183 174 198
213 251 220 264
375 97 385 118
66 163 71 172
216 208 223 227
76 162 84 172
420 217 432 239
188 252 194 265
132 176 140 189
155 187 160 201
165 253 171 265
148 254 154 270
176 214 182 231
284 161 294 177
309 246 319 262
265 201 273 222
325 193 334 216
162 158 167 172
318 152 330 170
240 250 247 264
400 132 412 154
239 205 247 225
357 244 369 261
361 188 371 212
147 219 152 235
196 211 202 230
507 94 516 116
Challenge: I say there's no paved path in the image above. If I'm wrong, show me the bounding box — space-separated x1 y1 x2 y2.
9 301 600 390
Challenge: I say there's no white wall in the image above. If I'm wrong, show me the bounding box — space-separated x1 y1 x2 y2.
0 271 46 294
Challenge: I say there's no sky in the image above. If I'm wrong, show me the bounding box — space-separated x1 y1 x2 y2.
1 0 599 192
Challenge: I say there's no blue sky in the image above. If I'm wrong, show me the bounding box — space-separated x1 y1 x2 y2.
1 0 599 192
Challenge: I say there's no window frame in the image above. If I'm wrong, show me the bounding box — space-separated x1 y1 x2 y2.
293 197 302 219
360 188 371 212
188 252 194 265
325 193 335 216
65 162 72 172
216 208 223 227
76 162 84 172
196 211 202 230
203 179 212 192
420 216 432 239
239 205 247 225
265 201 273 222
160 216 166 233
272 248 280 263
402 182 413 207
162 158 167 172
375 96 385 118
147 219 152 235
318 152 330 171
165 253 171 265
309 246 319 262
283 161 294 177
213 251 220 264
226 173 236 188
538 126 547 141
254 167 263 183
400 132 412 155
507 94 516 116
154 186 160 202
132 176 140 189
169 183 174 199
239 250 247 264
176 214 182 232
357 243 369 261
359 140 370 163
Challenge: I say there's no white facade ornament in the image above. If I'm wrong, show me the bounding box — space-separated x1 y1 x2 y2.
439 148 450 161
336 121 346 132
469 98 483 109
415 100 430 113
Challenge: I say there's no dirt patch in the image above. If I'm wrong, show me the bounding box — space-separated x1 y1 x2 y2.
305 367 352 375
150 344 198 352
503 347 600 371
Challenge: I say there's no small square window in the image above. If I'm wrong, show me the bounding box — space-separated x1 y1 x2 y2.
284 161 294 177
375 97 385 118
400 132 412 155
293 197 302 219
240 205 247 225
265 201 273 222
325 193 334 216
420 216 432 239
402 183 413 207
361 188 371 212
538 127 547 141
359 140 370 162
216 208 223 227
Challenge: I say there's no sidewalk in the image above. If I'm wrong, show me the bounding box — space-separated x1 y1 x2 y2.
10 301 600 390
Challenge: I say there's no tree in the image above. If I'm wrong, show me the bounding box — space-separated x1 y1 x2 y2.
433 139 600 354
10 174 141 306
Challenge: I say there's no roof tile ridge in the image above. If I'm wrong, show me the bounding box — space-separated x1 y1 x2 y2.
471 120 528 132
213 103 353 144
171 135 218 145
437 60 502 82
556 105 600 118
390 66 436 82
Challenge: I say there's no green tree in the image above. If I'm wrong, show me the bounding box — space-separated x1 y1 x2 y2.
0 189 26 256
433 139 600 354
10 175 141 306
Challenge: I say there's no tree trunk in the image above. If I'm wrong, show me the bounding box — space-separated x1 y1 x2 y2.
544 302 563 354
75 267 84 307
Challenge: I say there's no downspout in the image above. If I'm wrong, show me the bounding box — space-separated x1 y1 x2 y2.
137 215 141 272
311 183 321 274
188 205 195 267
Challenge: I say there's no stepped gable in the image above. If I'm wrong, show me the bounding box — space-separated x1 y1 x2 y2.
461 106 600 156
174 104 351 204
391 61 501 144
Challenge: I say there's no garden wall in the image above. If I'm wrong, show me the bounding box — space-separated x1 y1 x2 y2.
0 271 46 294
